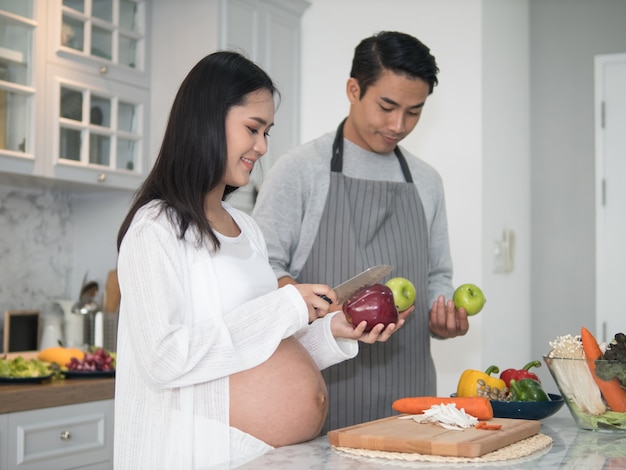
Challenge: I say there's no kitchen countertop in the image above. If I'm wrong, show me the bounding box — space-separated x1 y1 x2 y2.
237 408 626 469
0 377 115 414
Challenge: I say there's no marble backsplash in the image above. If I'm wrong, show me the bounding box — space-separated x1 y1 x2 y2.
0 184 73 350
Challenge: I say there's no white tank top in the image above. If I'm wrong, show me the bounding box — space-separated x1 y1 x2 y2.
213 230 278 314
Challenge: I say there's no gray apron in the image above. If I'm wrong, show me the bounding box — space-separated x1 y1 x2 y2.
299 120 436 433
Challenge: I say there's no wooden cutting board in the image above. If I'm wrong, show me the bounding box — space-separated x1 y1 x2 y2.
327 415 541 458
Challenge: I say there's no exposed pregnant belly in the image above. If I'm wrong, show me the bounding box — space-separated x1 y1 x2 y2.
229 336 328 447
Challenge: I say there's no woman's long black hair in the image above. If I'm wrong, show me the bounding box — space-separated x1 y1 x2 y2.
117 51 277 251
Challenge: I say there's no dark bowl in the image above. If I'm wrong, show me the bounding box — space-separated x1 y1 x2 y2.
490 393 564 420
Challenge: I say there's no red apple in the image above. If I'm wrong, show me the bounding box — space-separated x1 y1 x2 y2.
342 284 399 332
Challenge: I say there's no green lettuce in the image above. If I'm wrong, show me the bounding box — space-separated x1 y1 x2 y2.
567 400 626 430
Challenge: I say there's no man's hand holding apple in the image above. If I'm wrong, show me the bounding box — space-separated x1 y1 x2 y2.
428 295 470 338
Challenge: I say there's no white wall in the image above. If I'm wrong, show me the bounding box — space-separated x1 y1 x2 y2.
528 0 626 384
70 190 133 301
481 1 532 382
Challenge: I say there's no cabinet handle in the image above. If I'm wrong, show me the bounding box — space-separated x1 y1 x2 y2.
99 65 109 75
60 430 72 441
97 173 107 183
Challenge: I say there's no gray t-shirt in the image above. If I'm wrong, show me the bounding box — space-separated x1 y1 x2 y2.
252 131 454 305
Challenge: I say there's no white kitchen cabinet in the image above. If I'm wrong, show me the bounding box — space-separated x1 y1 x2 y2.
0 0 44 177
4 399 114 470
222 0 308 168
0 0 150 190
46 0 148 85
45 61 148 188
44 0 150 189
220 0 310 212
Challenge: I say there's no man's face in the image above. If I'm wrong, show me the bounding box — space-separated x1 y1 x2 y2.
344 70 430 154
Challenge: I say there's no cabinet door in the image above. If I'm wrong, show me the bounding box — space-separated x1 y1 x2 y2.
6 399 113 470
0 0 40 175
225 0 308 171
0 413 7 470
47 0 148 86
222 0 309 213
46 63 149 189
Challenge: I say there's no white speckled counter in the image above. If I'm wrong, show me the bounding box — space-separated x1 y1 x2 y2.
237 408 626 469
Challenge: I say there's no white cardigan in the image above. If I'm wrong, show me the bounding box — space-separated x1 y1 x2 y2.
114 201 357 469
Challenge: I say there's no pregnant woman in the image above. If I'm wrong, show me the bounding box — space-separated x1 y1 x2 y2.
113 52 402 470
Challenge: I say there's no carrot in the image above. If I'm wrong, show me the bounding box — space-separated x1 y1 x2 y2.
475 422 502 430
581 327 626 412
392 396 493 420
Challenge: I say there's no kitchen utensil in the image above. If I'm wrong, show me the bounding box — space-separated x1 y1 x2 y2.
55 299 84 348
103 270 120 313
333 265 393 305
327 415 540 458
39 315 64 350
71 280 102 348
102 270 120 351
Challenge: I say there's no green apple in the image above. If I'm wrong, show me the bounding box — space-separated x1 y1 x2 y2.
453 283 486 316
385 277 416 311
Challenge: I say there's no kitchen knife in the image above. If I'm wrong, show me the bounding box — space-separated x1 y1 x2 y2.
330 265 393 305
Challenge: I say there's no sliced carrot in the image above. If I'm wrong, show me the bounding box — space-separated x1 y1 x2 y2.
581 327 626 412
476 421 502 430
392 396 493 420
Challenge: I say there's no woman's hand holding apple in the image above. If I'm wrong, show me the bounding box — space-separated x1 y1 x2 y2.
329 311 405 343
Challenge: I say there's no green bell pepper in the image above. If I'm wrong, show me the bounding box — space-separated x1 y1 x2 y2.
509 378 550 402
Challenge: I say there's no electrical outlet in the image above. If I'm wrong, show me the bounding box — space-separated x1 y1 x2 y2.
494 229 515 273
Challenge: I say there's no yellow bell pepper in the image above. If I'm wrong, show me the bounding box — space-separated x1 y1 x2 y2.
456 365 507 398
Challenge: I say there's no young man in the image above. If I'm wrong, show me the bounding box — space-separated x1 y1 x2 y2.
252 31 469 433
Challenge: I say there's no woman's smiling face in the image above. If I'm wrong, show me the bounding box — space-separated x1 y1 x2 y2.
223 88 275 188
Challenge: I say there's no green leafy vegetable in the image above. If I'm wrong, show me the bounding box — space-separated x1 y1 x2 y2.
567 399 626 430
0 356 53 378
595 332 626 389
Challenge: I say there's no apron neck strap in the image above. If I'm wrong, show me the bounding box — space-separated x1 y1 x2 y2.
331 118 413 183
331 119 346 172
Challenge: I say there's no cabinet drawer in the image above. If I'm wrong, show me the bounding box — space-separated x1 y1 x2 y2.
7 400 113 470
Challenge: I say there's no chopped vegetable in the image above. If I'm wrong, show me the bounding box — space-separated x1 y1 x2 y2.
475 422 502 430
581 327 626 412
392 396 493 420
401 403 479 431
547 334 606 415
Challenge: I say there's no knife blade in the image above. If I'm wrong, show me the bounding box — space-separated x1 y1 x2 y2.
331 265 393 305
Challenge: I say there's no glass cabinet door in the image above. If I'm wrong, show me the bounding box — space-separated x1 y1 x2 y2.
48 0 148 188
57 79 143 174
60 0 145 71
0 0 34 155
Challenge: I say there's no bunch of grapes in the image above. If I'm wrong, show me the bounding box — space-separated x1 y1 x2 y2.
66 347 115 372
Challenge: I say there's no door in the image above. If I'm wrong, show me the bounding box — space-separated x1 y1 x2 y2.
595 53 626 342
